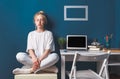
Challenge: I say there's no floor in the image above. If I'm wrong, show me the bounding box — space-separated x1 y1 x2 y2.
110 74 120 79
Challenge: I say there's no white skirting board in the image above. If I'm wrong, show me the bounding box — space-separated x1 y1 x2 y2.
15 73 57 79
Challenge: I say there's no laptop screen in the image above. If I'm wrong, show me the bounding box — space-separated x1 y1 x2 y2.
66 35 87 50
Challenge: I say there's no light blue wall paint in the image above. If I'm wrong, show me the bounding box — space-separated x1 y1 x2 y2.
0 0 118 79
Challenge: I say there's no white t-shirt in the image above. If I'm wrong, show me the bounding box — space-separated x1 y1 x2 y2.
26 30 55 57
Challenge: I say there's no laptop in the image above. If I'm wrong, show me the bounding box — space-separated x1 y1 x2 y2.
66 35 88 52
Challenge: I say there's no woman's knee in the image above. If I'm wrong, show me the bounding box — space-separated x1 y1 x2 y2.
50 53 59 62
16 52 27 62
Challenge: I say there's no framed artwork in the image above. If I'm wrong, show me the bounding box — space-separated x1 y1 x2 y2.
64 5 88 21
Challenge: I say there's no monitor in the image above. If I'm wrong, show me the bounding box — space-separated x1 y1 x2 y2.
66 35 87 50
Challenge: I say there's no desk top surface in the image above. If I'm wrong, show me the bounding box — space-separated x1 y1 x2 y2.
103 48 120 54
60 50 107 56
60 49 120 55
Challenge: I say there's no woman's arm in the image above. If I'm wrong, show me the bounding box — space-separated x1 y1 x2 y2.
28 49 40 71
38 49 51 62
28 49 37 62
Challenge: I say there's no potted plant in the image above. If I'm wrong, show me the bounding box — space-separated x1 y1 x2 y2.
58 37 66 49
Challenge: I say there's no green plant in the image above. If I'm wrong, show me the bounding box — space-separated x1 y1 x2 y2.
58 37 66 49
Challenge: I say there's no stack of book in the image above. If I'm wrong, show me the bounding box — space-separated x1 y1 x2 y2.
88 45 101 51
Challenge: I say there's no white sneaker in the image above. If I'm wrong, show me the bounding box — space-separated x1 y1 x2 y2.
21 65 31 69
12 68 32 75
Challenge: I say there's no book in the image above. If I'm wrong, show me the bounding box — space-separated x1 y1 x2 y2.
88 45 97 48
89 47 100 51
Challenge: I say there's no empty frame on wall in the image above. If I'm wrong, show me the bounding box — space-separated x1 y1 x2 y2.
64 5 88 21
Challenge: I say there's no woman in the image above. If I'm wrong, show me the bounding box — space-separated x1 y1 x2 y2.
12 11 59 74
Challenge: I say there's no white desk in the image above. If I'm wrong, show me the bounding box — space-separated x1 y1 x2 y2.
60 50 109 79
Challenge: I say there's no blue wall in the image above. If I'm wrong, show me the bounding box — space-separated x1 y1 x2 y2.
0 0 119 79
115 0 120 47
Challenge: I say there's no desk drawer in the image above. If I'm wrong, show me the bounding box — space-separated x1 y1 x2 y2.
64 54 107 61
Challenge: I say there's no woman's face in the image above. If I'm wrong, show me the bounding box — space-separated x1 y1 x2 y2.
34 15 46 29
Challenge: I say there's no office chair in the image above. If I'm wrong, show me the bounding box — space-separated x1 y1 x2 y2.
68 51 110 79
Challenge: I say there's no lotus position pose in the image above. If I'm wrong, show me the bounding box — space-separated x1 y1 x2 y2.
12 11 59 74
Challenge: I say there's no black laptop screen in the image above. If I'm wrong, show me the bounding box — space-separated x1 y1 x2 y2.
67 35 87 50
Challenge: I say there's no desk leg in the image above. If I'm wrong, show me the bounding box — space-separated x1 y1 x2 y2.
97 61 102 73
61 56 65 79
105 61 109 79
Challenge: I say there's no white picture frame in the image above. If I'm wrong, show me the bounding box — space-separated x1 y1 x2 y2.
64 5 88 21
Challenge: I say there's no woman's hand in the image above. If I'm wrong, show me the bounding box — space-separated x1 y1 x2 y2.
31 57 38 63
32 60 40 71
28 49 40 72
31 57 40 71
